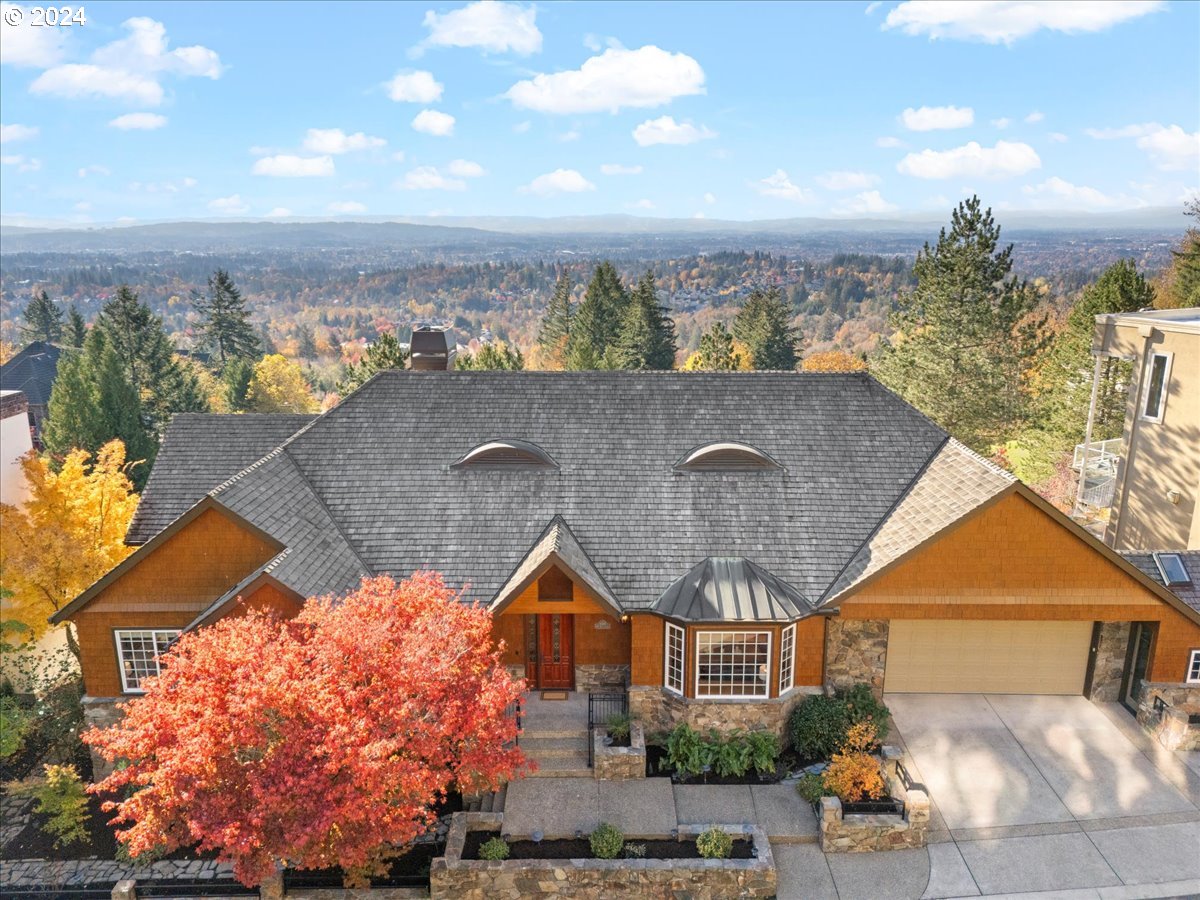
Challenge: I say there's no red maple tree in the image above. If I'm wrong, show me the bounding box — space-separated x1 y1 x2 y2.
85 572 526 886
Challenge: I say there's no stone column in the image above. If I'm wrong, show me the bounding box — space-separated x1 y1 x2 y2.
824 619 888 696
1086 622 1130 702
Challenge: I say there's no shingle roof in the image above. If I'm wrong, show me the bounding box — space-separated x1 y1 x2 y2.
491 516 621 617
0 341 62 406
1123 551 1200 615
652 557 814 622
126 414 315 543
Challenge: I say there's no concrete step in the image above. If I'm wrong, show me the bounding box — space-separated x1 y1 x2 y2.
521 727 589 740
521 736 590 757
526 755 592 777
494 783 507 813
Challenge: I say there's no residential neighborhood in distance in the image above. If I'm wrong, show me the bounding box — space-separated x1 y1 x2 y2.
1 2 1198 898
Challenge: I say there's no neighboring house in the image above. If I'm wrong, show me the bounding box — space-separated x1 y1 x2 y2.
0 340 63 448
1 390 33 506
51 369 1200 775
1073 308 1200 550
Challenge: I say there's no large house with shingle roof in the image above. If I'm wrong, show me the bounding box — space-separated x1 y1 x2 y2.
53 368 1200 767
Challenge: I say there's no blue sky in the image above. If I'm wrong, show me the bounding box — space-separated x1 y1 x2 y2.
1 0 1197 224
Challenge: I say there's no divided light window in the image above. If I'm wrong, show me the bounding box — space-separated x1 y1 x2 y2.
695 631 770 699
1188 650 1200 685
1141 352 1172 423
115 629 180 693
664 622 685 695
779 623 796 695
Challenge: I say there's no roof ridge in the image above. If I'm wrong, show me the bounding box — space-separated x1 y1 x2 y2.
278 446 373 575
945 436 1018 483
208 445 291 497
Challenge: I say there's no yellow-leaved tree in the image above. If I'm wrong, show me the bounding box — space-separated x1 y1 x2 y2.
245 354 319 413
0 440 139 659
800 350 868 373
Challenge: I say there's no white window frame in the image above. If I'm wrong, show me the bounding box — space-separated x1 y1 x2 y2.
664 622 685 695
1140 351 1172 424
1187 649 1200 685
779 623 796 695
114 629 180 694
694 630 772 700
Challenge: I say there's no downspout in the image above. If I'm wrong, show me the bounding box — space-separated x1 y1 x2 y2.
1072 352 1106 521
1109 325 1156 550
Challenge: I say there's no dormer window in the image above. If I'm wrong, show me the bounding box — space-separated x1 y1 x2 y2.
675 441 781 472
453 440 557 469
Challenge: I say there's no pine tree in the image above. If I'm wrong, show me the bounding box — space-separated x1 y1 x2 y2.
694 322 742 371
536 273 573 370
733 288 801 370
65 306 87 349
455 341 525 370
872 196 1046 451
95 286 209 432
222 357 256 412
296 324 318 360
337 333 410 394
609 272 676 370
565 262 628 370
21 290 63 344
193 270 261 367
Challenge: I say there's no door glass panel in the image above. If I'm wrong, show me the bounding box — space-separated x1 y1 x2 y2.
1124 623 1153 709
551 614 561 662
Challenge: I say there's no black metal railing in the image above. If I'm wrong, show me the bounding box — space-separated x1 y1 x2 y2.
506 696 523 746
586 691 628 767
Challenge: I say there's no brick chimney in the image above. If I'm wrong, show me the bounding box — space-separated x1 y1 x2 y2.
409 326 456 371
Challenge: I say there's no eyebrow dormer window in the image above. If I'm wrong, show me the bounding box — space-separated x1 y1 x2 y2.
675 442 781 472
453 440 557 469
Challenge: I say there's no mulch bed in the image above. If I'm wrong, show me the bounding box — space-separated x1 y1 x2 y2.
463 834 754 861
643 746 783 785
284 844 443 889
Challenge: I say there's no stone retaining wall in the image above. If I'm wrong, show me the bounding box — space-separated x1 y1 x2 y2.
431 813 776 899
575 664 630 692
628 686 816 739
818 746 930 853
1087 622 1130 703
1137 681 1200 751
824 619 888 696
593 722 645 780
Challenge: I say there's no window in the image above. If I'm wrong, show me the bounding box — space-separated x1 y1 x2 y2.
664 622 685 695
1188 650 1200 685
675 442 780 472
453 440 557 469
1140 352 1172 423
115 629 180 693
779 624 796 695
695 631 771 698
1153 552 1192 587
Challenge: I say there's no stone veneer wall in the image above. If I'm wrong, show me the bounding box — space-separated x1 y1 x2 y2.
628 685 817 739
575 664 630 692
81 696 123 780
1136 681 1200 751
592 722 645 780
818 746 930 852
824 619 888 696
1087 622 1130 702
431 813 776 899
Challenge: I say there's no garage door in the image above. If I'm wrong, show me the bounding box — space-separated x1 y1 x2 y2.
884 620 1092 694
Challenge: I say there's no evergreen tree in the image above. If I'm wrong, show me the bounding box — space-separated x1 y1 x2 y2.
337 333 409 394
455 341 525 370
872 197 1045 451
193 270 261 367
222 357 256 413
565 262 628 370
694 322 743 371
21 290 63 344
259 323 278 355
536 273 573 370
733 287 801 370
1161 199 1200 309
609 272 676 370
65 306 87 348
296 324 318 360
94 285 209 432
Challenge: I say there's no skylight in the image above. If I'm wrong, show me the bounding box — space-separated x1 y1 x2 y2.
453 440 557 469
675 442 781 472
1153 552 1192 587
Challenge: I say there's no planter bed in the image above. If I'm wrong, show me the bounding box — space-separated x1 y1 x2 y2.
462 833 754 861
284 844 442 889
842 798 904 815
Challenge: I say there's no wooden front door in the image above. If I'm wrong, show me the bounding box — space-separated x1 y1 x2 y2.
526 613 574 690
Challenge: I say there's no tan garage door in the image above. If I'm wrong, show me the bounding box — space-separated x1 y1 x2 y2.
884 620 1092 694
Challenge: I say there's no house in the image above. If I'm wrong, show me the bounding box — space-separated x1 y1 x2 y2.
1073 307 1200 550
51 368 1200 776
1 390 33 506
0 340 63 448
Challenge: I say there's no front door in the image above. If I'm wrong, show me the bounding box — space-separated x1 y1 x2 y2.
527 613 573 690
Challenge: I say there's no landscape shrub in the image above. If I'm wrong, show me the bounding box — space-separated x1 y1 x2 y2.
840 684 890 744
589 822 624 859
788 684 890 760
821 722 886 804
745 730 779 775
713 729 752 778
665 723 712 779
623 842 647 859
0 696 34 760
696 826 733 859
606 713 632 743
11 764 92 847
795 772 828 803
478 836 510 861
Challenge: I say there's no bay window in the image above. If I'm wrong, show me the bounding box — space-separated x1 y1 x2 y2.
695 630 771 698
664 622 685 694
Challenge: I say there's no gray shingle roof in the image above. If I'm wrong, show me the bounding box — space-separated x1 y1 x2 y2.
126 414 315 543
1123 551 1200 615
491 516 621 616
652 557 814 622
0 341 61 406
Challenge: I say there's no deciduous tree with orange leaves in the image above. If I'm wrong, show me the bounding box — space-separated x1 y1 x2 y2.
85 573 526 887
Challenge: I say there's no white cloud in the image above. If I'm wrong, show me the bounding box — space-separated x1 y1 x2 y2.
865 1 883 12
897 140 1041 179
328 200 368 214
875 136 906 148
266 207 292 218
512 120 531 133
398 166 467 191
73 201 91 212
29 16 221 105
1024 110 1045 124
506 45 705 114
992 117 1012 129
252 154 335 177
446 158 485 177
704 192 716 204
519 168 596 195
1 154 41 171
833 190 899 215
1021 177 1132 209
1136 125 1200 171
302 128 386 154
391 151 407 163
1085 122 1159 139
628 198 655 210
558 130 581 142
411 109 455 136
754 169 813 203
208 194 249 214
77 164 110 178
900 105 974 131
385 70 444 103
0 123 38 143
182 176 197 188
0 4 68 67
1048 132 1069 143
817 170 880 190
419 0 542 55
128 177 196 193
632 116 716 147
882 0 1164 44
108 112 167 130
601 163 643 175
